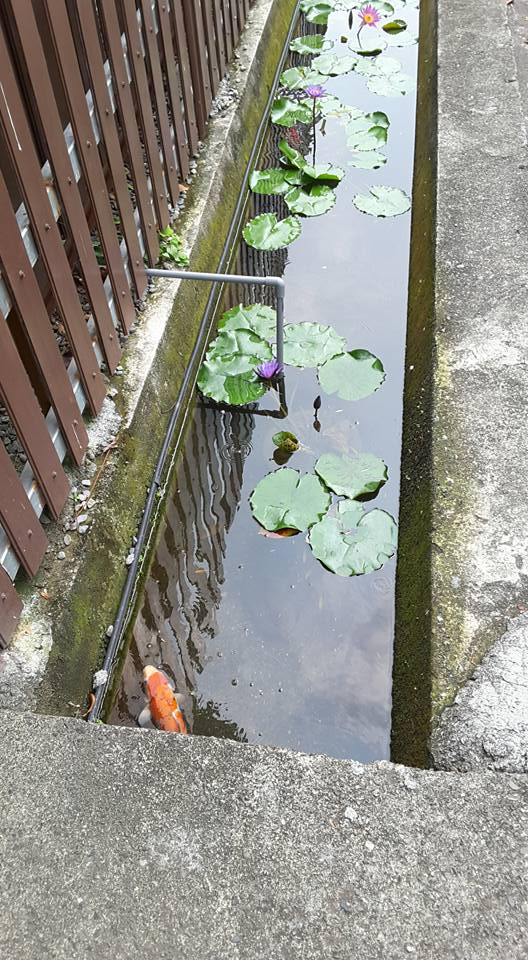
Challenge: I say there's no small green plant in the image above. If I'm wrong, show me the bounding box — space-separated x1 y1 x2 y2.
158 226 189 267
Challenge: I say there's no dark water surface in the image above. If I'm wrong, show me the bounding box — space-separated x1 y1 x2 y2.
109 7 419 760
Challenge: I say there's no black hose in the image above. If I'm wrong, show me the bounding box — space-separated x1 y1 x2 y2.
87 1 301 721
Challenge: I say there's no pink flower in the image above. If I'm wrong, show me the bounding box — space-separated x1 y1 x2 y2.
358 4 382 27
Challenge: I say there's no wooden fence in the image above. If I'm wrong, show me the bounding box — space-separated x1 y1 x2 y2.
0 0 254 646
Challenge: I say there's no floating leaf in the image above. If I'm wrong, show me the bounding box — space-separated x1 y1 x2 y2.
348 150 387 169
289 34 327 54
272 431 300 452
346 110 389 151
218 303 276 341
349 38 387 56
309 500 397 576
284 322 346 368
318 349 385 400
311 52 358 76
259 528 299 539
352 185 411 217
384 29 418 46
279 141 345 184
366 0 394 12
304 2 334 24
314 452 388 499
250 468 331 532
243 213 302 250
198 365 266 405
249 168 298 195
205 328 271 376
279 139 307 170
271 97 314 126
284 184 337 217
383 18 407 32
280 67 328 90
355 56 414 96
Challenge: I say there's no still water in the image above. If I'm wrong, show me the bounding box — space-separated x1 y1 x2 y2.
109 6 419 760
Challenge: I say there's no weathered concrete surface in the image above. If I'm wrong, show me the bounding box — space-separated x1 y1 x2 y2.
0 709 527 959
393 0 528 764
432 614 528 772
0 0 297 718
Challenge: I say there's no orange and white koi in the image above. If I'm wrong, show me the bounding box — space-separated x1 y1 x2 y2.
138 665 188 734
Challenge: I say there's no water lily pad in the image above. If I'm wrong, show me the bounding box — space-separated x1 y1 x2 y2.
284 184 337 217
309 500 397 576
314 452 388 499
348 150 387 169
383 18 407 31
352 185 411 217
271 97 314 126
280 67 329 90
356 56 414 96
384 29 418 46
249 168 296 195
279 139 307 170
311 52 358 76
318 349 385 400
349 38 387 56
346 111 389 151
218 303 276 340
302 1 334 24
243 213 302 250
301 163 345 184
198 364 266 405
289 34 327 54
206 328 272 375
250 468 331 532
366 0 394 12
272 431 300 452
284 322 346 368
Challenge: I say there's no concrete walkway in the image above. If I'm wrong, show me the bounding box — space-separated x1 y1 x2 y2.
0 710 527 959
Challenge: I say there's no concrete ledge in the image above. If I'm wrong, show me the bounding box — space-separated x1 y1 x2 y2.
394 0 528 764
0 0 297 717
1 710 528 959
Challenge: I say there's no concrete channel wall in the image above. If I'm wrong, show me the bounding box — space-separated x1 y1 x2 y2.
394 0 528 770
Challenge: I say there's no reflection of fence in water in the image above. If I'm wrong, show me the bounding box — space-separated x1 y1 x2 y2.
111 404 254 740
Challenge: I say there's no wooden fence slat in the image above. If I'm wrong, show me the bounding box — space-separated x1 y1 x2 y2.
164 0 198 159
120 0 170 226
98 0 160 266
0 444 48 578
0 172 88 466
0 310 69 519
229 0 241 47
0 24 106 416
211 0 227 76
41 0 136 336
202 0 221 95
0 563 23 648
74 1 148 298
181 0 213 137
7 0 121 374
221 0 234 62
139 0 182 202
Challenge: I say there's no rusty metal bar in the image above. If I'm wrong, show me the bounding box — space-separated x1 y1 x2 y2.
0 562 22 648
98 0 160 265
74 0 148 298
166 0 199 158
0 445 48 578
139 0 181 203
6 0 122 373
0 309 69 519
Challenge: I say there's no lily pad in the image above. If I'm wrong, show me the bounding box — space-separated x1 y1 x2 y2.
218 303 276 341
355 56 414 96
272 431 300 452
206 328 272 375
243 213 302 250
314 452 388 499
284 184 337 217
346 110 389 151
383 29 418 46
365 0 394 12
311 52 358 76
301 162 345 184
271 97 314 126
303 1 334 24
250 468 331 532
280 67 329 90
198 365 266 405
318 349 385 400
249 168 296 195
289 34 327 54
349 38 387 56
284 322 346 368
352 185 411 217
348 150 387 169
383 18 407 31
309 500 397 576
279 139 307 170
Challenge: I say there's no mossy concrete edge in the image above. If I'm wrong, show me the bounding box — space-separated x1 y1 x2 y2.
2 0 298 716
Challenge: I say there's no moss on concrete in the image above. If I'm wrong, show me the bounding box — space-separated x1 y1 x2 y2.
36 0 298 714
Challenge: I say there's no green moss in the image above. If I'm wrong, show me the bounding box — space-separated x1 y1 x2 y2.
36 0 299 715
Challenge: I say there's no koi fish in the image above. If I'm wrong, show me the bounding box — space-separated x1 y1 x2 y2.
138 665 188 734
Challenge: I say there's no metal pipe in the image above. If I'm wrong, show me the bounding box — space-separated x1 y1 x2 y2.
145 268 285 367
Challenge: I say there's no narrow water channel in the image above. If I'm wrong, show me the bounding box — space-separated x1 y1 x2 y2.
109 3 419 761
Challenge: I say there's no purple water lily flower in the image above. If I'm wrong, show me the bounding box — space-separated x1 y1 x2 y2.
358 4 382 27
255 358 284 381
304 84 327 99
